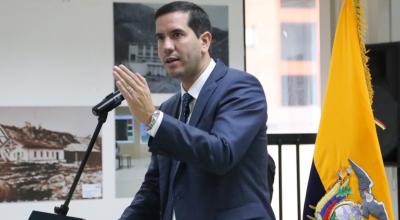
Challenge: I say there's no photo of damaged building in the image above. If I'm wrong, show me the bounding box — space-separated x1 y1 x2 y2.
0 122 102 202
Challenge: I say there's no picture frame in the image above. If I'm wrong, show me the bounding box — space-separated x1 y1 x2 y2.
0 107 103 202
113 0 244 198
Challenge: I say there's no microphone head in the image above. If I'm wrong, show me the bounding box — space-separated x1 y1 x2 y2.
92 91 124 116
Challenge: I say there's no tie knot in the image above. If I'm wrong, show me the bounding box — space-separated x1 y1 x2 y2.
182 93 193 107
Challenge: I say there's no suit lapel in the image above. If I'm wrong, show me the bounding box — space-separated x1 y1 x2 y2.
169 92 181 119
188 60 227 126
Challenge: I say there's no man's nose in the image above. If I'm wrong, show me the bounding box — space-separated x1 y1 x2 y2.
162 38 174 53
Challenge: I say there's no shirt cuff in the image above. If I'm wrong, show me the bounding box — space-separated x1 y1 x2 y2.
147 111 164 137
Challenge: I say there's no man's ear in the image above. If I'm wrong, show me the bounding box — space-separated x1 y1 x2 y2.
199 31 212 52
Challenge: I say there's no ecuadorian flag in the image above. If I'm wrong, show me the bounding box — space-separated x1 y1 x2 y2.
303 0 394 219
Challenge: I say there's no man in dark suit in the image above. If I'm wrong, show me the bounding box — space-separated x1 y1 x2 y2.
113 1 275 219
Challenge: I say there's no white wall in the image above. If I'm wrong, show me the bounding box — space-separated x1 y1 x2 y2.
332 0 400 43
319 0 332 106
0 0 113 106
392 0 400 41
0 0 244 219
364 0 391 43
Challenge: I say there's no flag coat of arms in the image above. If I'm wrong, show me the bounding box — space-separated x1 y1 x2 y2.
303 0 394 219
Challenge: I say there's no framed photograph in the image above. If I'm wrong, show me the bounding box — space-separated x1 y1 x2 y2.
0 107 102 202
113 0 244 198
113 0 245 106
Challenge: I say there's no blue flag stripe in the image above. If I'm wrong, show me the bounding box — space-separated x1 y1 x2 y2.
302 161 326 219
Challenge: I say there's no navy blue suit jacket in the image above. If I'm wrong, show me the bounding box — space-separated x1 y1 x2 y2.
120 60 275 220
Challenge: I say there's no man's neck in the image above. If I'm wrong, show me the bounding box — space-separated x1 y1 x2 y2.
182 56 211 91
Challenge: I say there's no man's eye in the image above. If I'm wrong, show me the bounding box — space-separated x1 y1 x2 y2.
156 35 164 41
172 33 183 38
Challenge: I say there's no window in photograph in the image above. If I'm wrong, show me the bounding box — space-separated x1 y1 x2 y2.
115 115 135 143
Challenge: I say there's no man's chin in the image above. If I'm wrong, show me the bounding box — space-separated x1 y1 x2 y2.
166 70 184 79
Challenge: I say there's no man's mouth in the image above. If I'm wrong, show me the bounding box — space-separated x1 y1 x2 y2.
165 57 180 64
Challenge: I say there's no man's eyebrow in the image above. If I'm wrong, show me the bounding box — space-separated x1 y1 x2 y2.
155 33 164 38
171 28 184 33
155 28 186 38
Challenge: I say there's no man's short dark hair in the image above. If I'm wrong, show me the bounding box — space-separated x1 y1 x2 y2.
155 1 211 38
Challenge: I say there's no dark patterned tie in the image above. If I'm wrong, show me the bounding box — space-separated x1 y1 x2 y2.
179 93 193 123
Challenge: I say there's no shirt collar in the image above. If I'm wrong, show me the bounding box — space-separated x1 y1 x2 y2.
180 59 216 99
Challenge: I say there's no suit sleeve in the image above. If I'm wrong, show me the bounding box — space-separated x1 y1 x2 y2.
149 73 267 175
119 154 160 220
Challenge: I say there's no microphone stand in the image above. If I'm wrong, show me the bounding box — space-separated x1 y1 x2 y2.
29 112 108 220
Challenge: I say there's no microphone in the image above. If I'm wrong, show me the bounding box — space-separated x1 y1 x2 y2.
92 90 124 116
